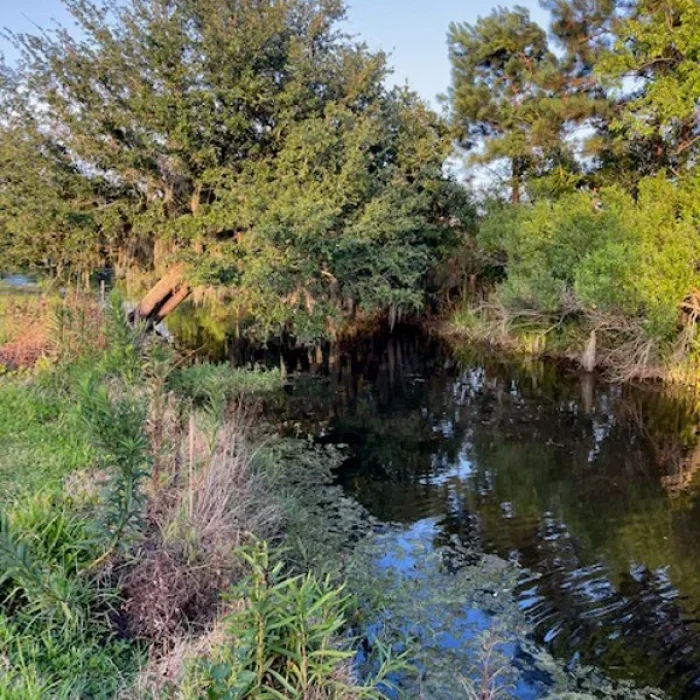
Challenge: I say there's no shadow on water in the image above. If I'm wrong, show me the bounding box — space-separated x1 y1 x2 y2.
289 330 700 698
172 308 700 697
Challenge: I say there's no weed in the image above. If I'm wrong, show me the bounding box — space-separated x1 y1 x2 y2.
123 419 278 647
188 540 406 700
0 493 141 698
168 363 281 409
256 438 370 573
461 624 516 700
79 377 151 555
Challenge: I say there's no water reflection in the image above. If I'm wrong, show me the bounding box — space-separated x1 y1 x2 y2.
280 329 700 698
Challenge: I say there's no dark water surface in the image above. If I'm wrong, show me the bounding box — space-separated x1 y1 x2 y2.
272 328 700 698
170 307 700 697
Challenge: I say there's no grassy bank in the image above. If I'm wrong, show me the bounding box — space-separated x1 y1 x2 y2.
0 294 404 698
438 301 700 385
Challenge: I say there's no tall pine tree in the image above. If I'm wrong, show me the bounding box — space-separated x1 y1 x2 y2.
448 7 583 203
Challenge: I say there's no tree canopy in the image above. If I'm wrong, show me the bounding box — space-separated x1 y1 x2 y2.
2 0 700 360
448 0 700 197
2 0 471 340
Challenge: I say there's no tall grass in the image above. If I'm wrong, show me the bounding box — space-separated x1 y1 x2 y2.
1 293 407 699
0 493 141 698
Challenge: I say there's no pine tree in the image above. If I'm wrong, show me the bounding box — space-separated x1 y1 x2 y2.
598 0 700 173
546 0 700 182
447 7 574 203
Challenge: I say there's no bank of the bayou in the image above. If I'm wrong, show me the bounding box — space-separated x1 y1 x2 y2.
0 292 410 698
0 292 670 699
435 303 700 386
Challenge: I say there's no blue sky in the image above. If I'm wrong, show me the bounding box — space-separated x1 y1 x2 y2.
1 0 550 107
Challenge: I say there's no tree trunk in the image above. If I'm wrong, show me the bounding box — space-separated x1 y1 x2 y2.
581 329 597 372
132 263 191 324
154 282 191 322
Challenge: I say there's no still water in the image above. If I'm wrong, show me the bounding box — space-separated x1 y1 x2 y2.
273 328 700 698
170 305 700 697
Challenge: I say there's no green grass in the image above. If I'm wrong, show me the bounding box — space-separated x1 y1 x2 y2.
168 362 282 405
0 376 94 501
0 493 143 699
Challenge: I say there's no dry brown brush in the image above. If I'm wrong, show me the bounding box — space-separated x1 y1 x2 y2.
123 407 279 646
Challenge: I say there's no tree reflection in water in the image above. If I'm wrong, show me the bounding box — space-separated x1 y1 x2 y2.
282 329 700 698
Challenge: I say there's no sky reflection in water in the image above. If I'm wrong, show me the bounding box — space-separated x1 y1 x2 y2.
284 330 700 698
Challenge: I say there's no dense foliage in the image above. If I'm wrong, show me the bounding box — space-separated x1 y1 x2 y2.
447 0 700 372
2 0 470 341
1 0 699 361
479 176 700 337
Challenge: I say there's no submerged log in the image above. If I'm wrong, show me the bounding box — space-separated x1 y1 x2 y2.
132 263 191 324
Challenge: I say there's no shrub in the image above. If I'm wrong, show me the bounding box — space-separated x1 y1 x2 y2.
168 364 282 408
188 540 403 700
78 377 151 554
478 175 700 341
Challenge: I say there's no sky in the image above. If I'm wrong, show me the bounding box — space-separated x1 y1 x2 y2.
0 0 551 107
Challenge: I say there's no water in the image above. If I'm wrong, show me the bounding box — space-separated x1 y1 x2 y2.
0 274 36 288
274 328 700 698
169 306 700 696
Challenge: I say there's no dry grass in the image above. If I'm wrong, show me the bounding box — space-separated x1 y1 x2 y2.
444 301 691 383
120 403 281 696
121 404 279 651
125 621 230 698
0 288 106 369
0 291 51 368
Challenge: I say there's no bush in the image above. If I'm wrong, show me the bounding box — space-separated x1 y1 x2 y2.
478 175 700 340
187 540 403 700
168 363 282 408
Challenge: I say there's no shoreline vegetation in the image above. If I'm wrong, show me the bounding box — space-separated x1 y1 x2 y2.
436 306 700 386
0 292 405 698
0 290 669 699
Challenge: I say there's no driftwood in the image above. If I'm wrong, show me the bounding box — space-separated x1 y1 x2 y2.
132 263 191 324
